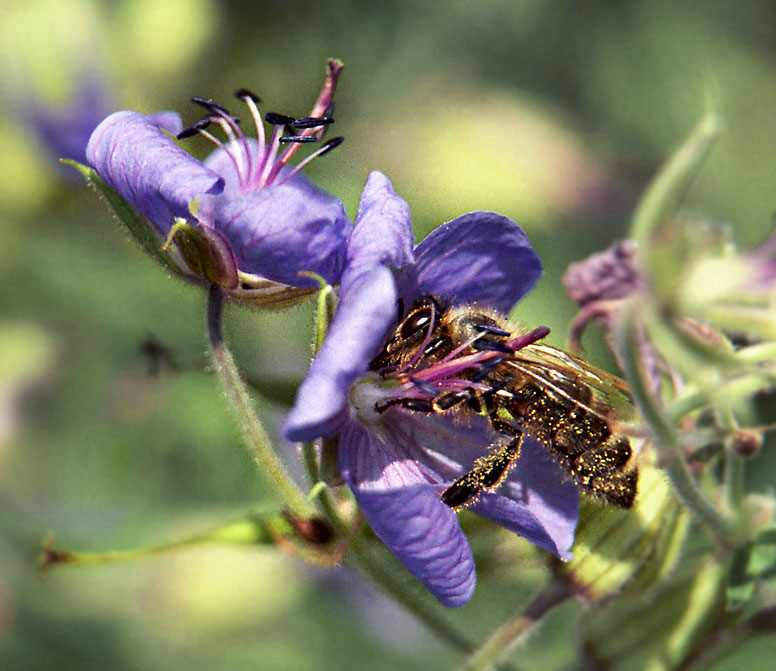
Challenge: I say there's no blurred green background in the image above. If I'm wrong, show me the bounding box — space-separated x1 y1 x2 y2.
2 1 776 669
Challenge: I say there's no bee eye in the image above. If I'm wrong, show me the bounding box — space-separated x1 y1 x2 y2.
400 307 434 340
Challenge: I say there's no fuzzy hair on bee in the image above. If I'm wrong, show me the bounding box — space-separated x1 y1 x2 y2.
369 296 639 511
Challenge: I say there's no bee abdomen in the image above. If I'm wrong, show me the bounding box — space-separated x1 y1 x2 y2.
569 437 637 508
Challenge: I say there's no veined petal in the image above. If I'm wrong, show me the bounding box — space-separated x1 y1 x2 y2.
413 212 542 312
341 423 475 607
471 438 579 560
346 171 415 275
283 265 398 441
86 111 224 235
197 180 350 286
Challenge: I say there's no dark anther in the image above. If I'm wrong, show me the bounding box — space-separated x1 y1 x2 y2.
293 116 335 129
396 297 405 323
265 112 295 126
279 135 319 143
475 323 511 337
234 88 261 103
408 376 437 396
317 137 344 156
472 339 515 354
191 96 232 116
480 378 511 399
471 355 505 383
176 118 212 139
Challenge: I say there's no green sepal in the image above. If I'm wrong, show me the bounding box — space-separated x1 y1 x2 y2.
562 454 689 601
164 218 239 289
727 525 776 612
64 159 180 274
298 270 336 353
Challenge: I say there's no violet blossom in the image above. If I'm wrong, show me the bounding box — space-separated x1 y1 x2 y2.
84 60 350 303
284 171 579 607
26 75 113 167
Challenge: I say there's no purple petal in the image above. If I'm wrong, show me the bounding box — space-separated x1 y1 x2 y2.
26 76 113 166
196 181 349 286
283 265 398 441
345 171 415 276
412 212 542 312
470 438 579 560
340 424 476 607
86 111 224 236
284 174 419 440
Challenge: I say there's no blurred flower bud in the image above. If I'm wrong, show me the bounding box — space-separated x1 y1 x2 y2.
559 448 690 602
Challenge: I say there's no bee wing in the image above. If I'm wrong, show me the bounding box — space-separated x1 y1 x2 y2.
506 344 637 427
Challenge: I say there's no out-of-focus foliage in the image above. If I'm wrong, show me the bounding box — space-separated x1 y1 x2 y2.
2 1 776 669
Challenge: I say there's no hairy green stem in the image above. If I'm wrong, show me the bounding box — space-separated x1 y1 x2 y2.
40 516 275 570
207 285 312 514
464 579 571 671
718 407 745 516
616 301 740 546
667 374 775 424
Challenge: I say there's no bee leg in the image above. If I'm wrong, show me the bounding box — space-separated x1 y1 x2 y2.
440 428 524 511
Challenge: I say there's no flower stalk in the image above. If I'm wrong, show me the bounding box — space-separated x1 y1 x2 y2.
615 300 741 546
207 284 312 515
464 578 571 671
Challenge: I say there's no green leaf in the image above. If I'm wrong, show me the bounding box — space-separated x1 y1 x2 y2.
727 526 776 611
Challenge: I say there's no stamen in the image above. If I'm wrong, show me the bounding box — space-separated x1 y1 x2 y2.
508 326 550 351
480 378 512 399
408 376 438 397
293 116 334 129
191 96 232 117
278 137 344 185
471 355 506 383
234 88 261 103
183 124 244 188
279 135 319 143
472 339 515 354
265 112 295 126
236 89 266 185
475 323 511 337
256 122 284 188
209 116 246 176
176 118 211 140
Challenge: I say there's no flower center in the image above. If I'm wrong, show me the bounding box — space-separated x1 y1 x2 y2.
176 91 344 196
173 57 344 196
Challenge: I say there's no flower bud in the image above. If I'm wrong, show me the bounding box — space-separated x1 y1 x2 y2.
560 447 690 602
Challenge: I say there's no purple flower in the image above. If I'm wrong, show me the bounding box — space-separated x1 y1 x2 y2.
284 171 579 607
84 60 350 302
26 75 113 167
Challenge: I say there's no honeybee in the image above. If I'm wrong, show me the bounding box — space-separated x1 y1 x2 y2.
370 296 638 510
